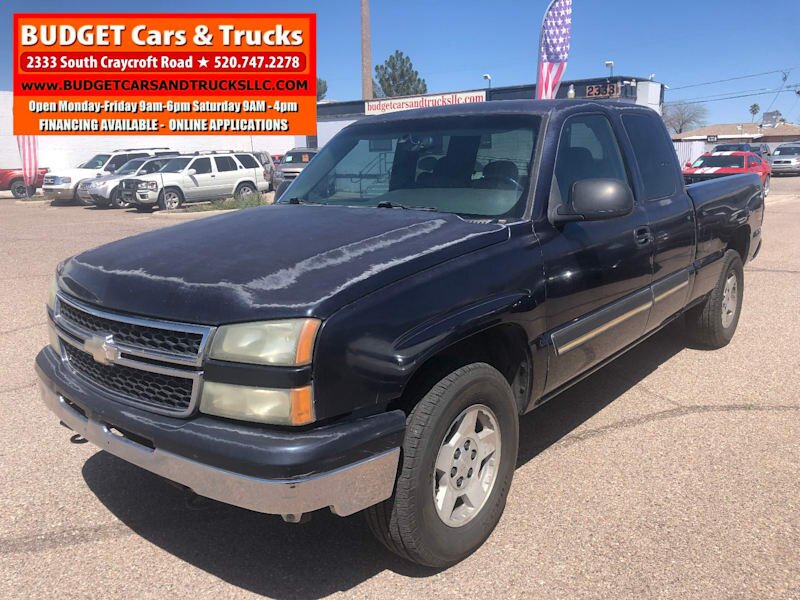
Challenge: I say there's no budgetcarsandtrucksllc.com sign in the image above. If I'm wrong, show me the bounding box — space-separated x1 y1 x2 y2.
12 13 317 135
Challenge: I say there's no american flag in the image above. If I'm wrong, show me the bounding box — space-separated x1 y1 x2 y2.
16 135 39 191
536 0 573 100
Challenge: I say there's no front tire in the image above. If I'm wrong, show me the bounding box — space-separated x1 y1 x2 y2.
685 249 744 348
366 363 519 568
110 188 129 209
158 188 183 210
763 175 770 197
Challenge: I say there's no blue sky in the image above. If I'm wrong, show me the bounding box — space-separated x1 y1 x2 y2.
2 0 799 125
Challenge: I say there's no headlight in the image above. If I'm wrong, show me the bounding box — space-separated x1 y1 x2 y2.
138 181 158 190
208 319 320 366
200 383 314 426
46 275 58 311
58 176 72 184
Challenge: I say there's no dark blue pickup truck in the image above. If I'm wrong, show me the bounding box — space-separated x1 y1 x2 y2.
37 100 763 567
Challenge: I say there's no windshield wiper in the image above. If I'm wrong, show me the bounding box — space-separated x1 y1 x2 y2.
376 200 438 212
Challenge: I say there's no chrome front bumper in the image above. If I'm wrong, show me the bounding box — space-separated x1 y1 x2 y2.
42 187 76 200
39 380 400 521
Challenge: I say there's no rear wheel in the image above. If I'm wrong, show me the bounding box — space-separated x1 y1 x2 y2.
366 362 519 568
10 179 27 199
158 188 183 210
685 249 744 348
235 182 258 201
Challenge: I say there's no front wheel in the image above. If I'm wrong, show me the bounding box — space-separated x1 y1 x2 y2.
763 175 770 197
158 188 183 210
110 188 130 209
685 249 744 348
366 363 519 568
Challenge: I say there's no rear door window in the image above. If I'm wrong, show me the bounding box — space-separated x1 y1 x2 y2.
235 154 260 168
214 156 238 172
622 113 677 200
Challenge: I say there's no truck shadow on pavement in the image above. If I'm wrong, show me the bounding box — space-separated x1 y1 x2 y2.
82 322 688 599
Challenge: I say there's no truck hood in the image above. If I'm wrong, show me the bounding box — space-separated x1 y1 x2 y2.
46 167 105 182
58 204 508 324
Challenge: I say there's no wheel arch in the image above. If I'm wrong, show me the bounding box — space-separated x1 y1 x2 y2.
388 319 534 417
727 225 750 264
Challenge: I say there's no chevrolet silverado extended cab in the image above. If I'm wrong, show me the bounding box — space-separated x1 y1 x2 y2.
37 100 763 568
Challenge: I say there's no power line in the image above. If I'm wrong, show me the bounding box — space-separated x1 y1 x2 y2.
667 87 798 105
764 71 791 113
669 67 797 90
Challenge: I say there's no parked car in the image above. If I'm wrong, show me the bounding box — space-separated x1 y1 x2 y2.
0 167 49 198
272 154 283 166
77 155 178 209
769 143 800 175
37 100 763 568
683 151 771 196
250 150 276 190
712 142 770 158
120 151 269 211
43 148 174 205
271 147 317 191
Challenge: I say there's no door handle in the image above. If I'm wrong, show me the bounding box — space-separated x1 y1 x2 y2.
634 226 652 246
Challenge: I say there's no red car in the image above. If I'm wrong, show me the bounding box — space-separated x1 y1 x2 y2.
0 167 49 198
683 151 771 196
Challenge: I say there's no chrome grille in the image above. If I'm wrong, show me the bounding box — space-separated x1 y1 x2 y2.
52 292 213 417
43 176 57 185
59 300 203 357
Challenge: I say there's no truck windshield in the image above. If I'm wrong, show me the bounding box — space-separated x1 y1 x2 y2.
81 154 111 169
713 144 749 152
692 155 745 168
282 151 315 164
773 147 800 156
282 115 541 219
159 157 192 173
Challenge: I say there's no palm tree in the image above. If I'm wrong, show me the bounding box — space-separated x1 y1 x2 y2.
749 103 760 123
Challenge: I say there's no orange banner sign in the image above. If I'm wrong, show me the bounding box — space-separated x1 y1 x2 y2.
13 13 317 135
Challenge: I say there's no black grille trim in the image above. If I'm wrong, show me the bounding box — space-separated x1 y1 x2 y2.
63 343 195 414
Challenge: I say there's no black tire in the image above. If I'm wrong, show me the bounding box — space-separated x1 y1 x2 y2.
158 187 183 210
366 362 519 568
685 249 744 349
763 175 770 198
109 188 129 209
235 182 258 200
26 185 37 197
10 179 27 199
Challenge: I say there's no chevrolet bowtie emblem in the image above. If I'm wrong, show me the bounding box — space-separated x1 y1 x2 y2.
83 334 120 365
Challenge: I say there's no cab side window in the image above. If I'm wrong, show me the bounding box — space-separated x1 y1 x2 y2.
106 154 130 171
214 156 238 172
553 114 627 205
622 113 677 200
748 156 761 167
190 158 212 174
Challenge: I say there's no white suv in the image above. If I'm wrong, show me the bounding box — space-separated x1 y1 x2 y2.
42 148 174 205
121 151 269 211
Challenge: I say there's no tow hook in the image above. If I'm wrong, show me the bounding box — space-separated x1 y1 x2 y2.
282 513 312 524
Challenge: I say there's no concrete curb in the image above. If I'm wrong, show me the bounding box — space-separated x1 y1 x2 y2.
14 199 49 205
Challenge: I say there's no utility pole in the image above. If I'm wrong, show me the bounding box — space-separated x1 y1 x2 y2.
360 0 373 99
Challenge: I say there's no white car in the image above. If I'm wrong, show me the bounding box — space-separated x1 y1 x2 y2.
42 148 174 204
76 155 178 209
120 152 269 211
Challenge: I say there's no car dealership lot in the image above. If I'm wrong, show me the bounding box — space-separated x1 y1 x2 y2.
1 181 799 599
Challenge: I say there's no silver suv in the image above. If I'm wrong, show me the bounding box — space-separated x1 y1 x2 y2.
272 147 317 191
120 151 269 211
77 155 177 209
769 144 800 175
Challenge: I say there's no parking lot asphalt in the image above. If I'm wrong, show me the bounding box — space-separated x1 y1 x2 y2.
1 179 799 599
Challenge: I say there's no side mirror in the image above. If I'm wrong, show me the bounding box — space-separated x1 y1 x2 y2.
684 161 693 168
552 178 634 225
186 168 197 176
